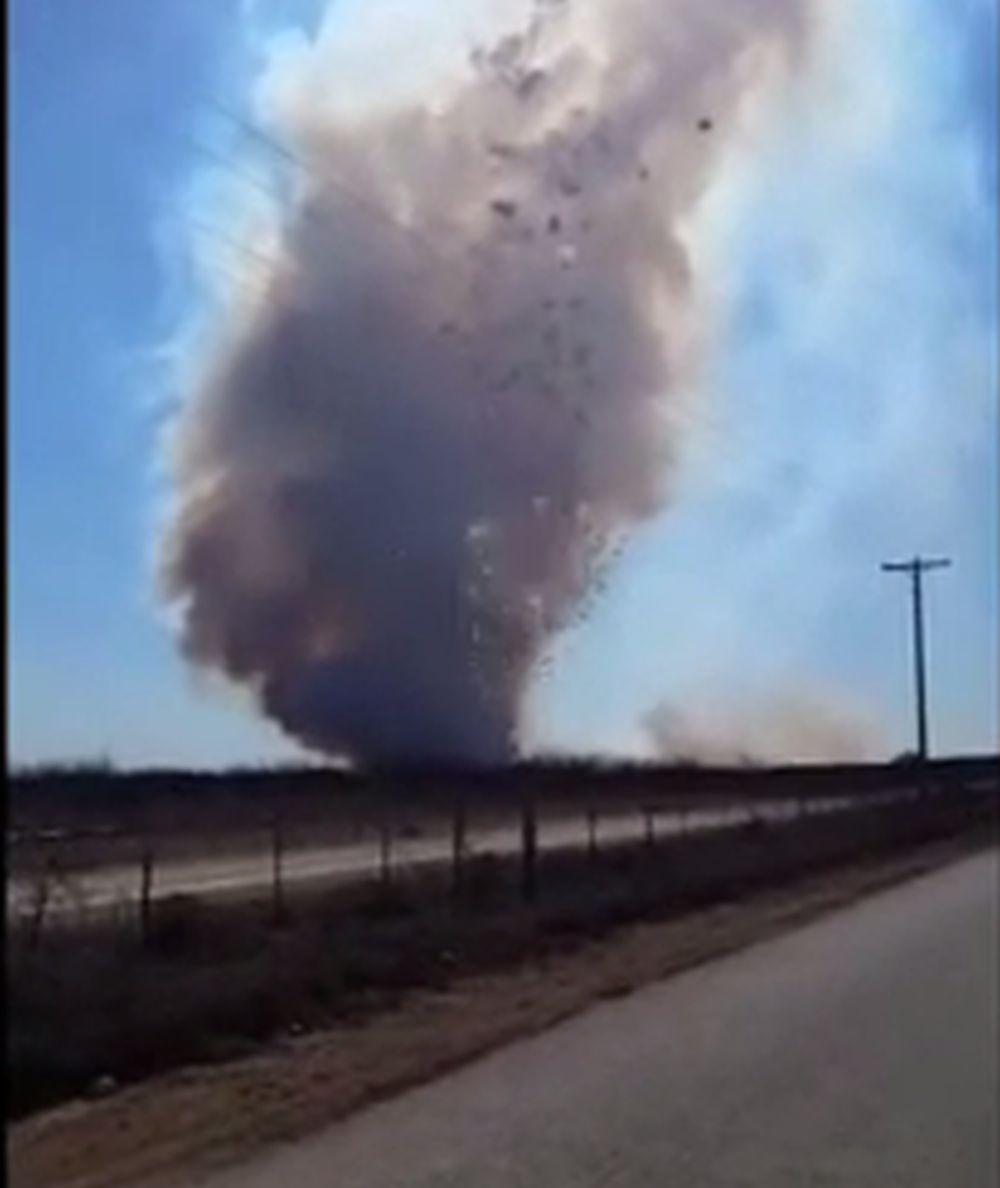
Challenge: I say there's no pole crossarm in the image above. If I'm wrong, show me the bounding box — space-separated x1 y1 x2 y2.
881 558 951 573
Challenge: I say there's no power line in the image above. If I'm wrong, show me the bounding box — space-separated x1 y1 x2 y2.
187 216 280 276
201 98 457 271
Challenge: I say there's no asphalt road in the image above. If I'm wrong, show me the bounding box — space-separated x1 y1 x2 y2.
8 797 860 918
198 848 999 1188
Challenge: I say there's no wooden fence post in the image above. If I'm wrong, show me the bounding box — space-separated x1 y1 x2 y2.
643 805 656 853
521 798 538 905
451 797 467 900
139 837 154 946
378 819 393 892
586 807 598 863
271 808 286 925
26 845 54 952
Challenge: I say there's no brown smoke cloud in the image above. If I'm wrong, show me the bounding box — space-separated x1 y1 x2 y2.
159 0 810 764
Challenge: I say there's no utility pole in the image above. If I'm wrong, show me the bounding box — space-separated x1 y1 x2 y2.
881 555 951 764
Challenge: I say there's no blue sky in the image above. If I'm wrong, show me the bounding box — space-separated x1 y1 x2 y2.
9 0 998 768
9 0 305 766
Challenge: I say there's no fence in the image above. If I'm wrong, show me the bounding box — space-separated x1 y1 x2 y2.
8 771 995 948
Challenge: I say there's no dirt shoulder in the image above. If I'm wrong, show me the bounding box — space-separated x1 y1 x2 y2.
9 829 994 1188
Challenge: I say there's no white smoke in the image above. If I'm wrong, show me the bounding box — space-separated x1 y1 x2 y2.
646 686 883 765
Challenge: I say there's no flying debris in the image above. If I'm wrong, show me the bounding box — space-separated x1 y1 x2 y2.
493 366 523 392
490 198 519 219
516 69 547 99
160 0 809 765
698 117 713 132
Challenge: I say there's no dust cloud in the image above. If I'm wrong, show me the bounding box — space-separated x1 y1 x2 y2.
160 0 811 764
645 688 883 765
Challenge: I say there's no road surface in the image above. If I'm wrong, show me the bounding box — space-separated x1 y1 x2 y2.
197 848 999 1188
8 796 861 918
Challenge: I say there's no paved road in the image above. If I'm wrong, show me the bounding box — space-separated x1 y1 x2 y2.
7 797 859 918
198 848 999 1188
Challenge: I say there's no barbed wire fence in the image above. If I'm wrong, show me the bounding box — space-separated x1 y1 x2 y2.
10 771 989 951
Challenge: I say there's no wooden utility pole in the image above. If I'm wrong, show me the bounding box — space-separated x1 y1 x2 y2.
881 556 951 764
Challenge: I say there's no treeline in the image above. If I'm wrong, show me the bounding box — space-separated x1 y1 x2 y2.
9 753 997 831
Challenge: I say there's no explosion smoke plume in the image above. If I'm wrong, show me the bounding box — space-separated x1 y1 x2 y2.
160 0 808 763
